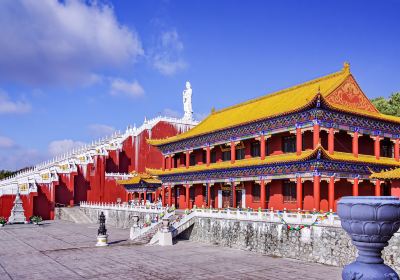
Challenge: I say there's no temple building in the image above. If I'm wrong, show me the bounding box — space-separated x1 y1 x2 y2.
0 81 198 219
148 63 400 212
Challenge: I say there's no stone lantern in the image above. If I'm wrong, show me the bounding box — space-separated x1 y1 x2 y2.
96 212 108 247
337 196 400 279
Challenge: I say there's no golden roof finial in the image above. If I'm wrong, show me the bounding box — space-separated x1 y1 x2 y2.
211 107 216 114
343 61 350 74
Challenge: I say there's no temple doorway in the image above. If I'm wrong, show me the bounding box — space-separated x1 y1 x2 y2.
236 190 242 208
222 190 231 208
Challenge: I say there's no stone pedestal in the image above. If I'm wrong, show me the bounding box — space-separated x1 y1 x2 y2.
130 215 139 240
159 231 173 246
8 192 26 224
96 234 108 247
337 196 400 280
159 217 172 246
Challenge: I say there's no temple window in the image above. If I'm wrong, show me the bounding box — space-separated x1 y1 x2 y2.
252 183 260 202
190 154 196 166
235 148 245 160
282 136 296 153
381 138 393 158
283 181 296 203
251 142 260 157
210 150 217 163
222 150 231 161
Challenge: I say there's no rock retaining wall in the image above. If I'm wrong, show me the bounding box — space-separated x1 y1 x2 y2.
79 207 160 229
187 217 400 272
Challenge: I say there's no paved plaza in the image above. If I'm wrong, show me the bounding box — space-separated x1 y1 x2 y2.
0 221 341 280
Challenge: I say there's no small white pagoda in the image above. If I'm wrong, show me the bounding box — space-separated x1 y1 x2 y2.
8 190 26 224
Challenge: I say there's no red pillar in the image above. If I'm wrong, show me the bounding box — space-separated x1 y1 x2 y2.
375 180 381 196
313 175 321 210
313 122 320 149
168 156 172 171
207 183 211 207
186 185 190 209
296 177 302 209
206 146 211 166
232 182 236 208
162 156 165 171
50 183 56 220
260 180 266 209
186 151 190 169
260 135 266 159
353 178 359 196
328 128 334 155
161 185 165 206
230 141 236 164
168 186 172 206
352 132 359 158
296 128 302 155
374 136 381 160
144 191 147 204
395 139 399 162
328 176 335 211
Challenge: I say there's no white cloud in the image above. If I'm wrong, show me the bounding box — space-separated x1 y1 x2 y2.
0 0 143 86
0 148 43 170
110 78 145 98
0 90 31 114
0 136 15 149
48 139 86 157
163 108 181 118
88 124 116 138
151 30 187 75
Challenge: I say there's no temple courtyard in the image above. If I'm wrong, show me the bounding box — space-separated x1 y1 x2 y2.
0 221 340 280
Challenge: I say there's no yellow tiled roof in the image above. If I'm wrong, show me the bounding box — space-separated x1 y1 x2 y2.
370 168 400 180
147 150 316 175
149 66 348 146
147 147 400 176
117 173 161 185
148 63 400 147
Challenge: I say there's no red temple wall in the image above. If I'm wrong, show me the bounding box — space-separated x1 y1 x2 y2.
55 173 75 206
33 184 53 220
392 180 400 198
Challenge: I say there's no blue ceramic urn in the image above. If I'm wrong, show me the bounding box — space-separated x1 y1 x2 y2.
337 196 400 280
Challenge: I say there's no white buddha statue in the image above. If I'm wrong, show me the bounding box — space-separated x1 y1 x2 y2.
182 81 193 121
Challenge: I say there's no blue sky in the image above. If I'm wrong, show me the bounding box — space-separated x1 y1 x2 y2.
0 0 399 170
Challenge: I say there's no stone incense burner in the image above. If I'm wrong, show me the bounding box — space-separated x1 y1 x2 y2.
337 196 400 279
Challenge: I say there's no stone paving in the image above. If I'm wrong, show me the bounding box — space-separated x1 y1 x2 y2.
0 221 341 280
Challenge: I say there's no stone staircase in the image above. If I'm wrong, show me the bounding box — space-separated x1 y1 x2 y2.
171 211 196 238
56 207 93 224
148 211 196 245
130 211 175 244
132 223 163 245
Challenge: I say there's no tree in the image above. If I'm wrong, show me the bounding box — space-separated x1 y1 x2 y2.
0 170 14 180
371 92 400 117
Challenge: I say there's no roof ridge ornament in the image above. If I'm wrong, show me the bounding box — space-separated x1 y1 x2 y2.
343 62 350 74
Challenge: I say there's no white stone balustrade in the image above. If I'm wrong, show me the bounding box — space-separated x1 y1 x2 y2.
80 201 166 214
191 208 340 227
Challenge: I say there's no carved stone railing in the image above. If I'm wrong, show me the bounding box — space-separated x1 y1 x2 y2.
80 201 166 214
